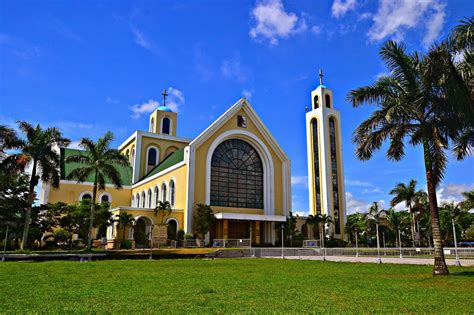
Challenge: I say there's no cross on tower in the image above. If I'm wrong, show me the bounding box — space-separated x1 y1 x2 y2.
162 89 168 106
319 68 323 85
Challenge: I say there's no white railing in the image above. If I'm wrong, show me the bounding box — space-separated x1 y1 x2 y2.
213 239 251 248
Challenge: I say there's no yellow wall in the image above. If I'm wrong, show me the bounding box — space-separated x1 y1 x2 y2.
48 182 132 208
138 136 187 179
193 107 286 216
119 138 136 165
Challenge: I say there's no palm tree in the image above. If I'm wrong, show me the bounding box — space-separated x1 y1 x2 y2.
459 190 474 211
154 201 172 226
385 208 405 247
66 131 129 250
365 202 386 261
8 122 71 250
389 180 425 246
347 38 472 274
115 212 135 243
305 214 322 240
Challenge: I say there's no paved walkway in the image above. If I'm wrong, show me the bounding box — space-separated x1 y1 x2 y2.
276 255 473 266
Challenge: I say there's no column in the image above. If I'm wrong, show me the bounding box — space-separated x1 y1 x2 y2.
223 219 228 240
255 221 260 244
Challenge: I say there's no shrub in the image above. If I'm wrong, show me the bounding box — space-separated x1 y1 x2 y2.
177 229 185 241
120 240 132 249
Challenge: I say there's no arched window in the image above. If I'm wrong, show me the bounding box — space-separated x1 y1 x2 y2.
147 189 152 208
210 139 263 209
125 149 129 159
147 147 158 166
169 180 175 207
325 94 331 108
136 193 140 208
311 119 322 214
313 95 319 109
100 194 110 204
80 193 92 201
141 191 146 208
161 183 167 202
131 195 135 207
162 117 170 134
154 186 159 206
329 117 341 234
150 118 154 132
131 148 135 165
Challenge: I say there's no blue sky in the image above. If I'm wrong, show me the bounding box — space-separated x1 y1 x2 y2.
1 0 473 214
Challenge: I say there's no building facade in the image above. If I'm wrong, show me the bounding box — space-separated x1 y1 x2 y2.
40 98 291 247
306 73 347 239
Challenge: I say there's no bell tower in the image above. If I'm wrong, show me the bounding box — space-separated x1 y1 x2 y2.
149 89 178 136
306 70 346 239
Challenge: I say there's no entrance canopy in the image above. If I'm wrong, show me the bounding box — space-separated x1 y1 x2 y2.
214 212 286 222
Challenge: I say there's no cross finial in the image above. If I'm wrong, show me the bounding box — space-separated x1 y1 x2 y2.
162 89 168 106
319 68 323 85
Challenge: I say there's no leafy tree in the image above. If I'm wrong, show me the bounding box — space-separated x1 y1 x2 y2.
459 190 474 211
384 208 407 247
66 131 129 250
345 213 367 245
283 211 298 242
115 212 135 242
364 202 386 246
193 204 215 242
305 214 322 239
7 122 70 250
154 201 172 226
389 180 425 246
347 34 472 274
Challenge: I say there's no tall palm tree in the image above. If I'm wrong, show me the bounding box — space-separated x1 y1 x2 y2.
385 208 405 247
115 212 135 242
389 180 425 246
154 201 172 226
347 38 472 275
9 122 70 250
66 131 129 250
365 202 386 251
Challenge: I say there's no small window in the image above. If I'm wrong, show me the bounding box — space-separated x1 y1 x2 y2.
141 192 146 208
136 193 140 208
313 95 319 109
170 180 175 207
101 195 110 203
131 195 135 207
161 183 167 202
131 148 135 164
147 148 158 166
154 186 159 207
162 118 170 134
81 193 92 201
150 118 155 132
325 94 331 108
147 189 152 208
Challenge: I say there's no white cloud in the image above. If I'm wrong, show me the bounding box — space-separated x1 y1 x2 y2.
437 183 474 204
167 87 185 113
291 176 308 186
131 27 152 50
367 0 446 48
220 53 249 82
68 140 82 150
242 89 254 99
249 0 307 45
311 25 322 34
129 100 160 119
105 96 119 104
129 87 185 118
345 192 369 214
331 0 357 18
358 12 372 20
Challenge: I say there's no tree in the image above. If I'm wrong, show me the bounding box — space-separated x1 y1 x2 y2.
364 202 386 247
459 190 474 211
345 213 366 245
8 122 71 250
347 36 472 274
389 180 425 246
115 212 135 242
66 131 129 250
305 214 322 239
283 211 298 243
154 201 172 226
384 208 406 247
193 204 215 243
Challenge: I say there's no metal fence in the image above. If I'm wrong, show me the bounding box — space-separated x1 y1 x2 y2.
213 239 251 248
250 247 474 264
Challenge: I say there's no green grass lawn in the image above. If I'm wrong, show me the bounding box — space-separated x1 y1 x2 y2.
1 259 473 313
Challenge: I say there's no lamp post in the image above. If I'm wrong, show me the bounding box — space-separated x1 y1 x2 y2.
383 232 386 256
355 228 359 257
2 225 9 262
149 224 155 260
281 223 284 259
451 218 461 266
398 225 402 259
376 222 381 264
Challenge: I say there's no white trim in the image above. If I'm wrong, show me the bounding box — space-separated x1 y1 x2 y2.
160 181 168 202
214 212 286 222
98 192 112 204
140 191 146 208
204 130 275 215
139 130 191 143
133 134 143 183
145 146 160 169
131 161 185 188
160 116 173 135
146 188 153 208
59 180 132 189
150 117 155 133
79 191 93 201
184 146 194 233
39 181 51 205
153 185 160 208
118 131 138 150
110 206 184 213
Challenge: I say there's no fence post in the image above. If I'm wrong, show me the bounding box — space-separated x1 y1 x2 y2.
452 218 461 267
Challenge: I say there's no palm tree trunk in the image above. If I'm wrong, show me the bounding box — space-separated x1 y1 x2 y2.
20 159 37 250
87 172 98 251
423 140 449 275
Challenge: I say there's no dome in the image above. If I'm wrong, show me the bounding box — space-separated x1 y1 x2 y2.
317 84 327 89
157 105 173 112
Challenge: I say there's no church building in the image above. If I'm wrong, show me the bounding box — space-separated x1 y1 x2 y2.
40 93 292 247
